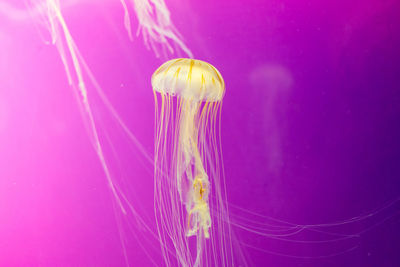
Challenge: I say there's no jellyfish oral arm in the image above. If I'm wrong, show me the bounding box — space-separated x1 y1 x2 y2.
179 100 211 238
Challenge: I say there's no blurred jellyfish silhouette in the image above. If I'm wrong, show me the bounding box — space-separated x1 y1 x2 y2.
120 0 193 57
249 63 293 177
0 0 193 216
0 0 195 262
152 58 240 266
0 0 192 58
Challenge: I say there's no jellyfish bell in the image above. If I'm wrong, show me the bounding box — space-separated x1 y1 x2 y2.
151 58 225 102
152 58 233 266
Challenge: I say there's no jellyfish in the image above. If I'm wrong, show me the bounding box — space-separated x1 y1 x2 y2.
152 58 238 266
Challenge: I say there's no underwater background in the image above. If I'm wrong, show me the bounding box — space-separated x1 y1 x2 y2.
1 0 400 266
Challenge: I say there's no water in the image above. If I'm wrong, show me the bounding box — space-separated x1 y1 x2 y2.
0 0 400 266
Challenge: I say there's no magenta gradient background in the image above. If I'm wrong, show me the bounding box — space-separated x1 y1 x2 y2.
1 0 400 266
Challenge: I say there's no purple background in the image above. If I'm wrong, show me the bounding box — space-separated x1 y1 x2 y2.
1 0 400 266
